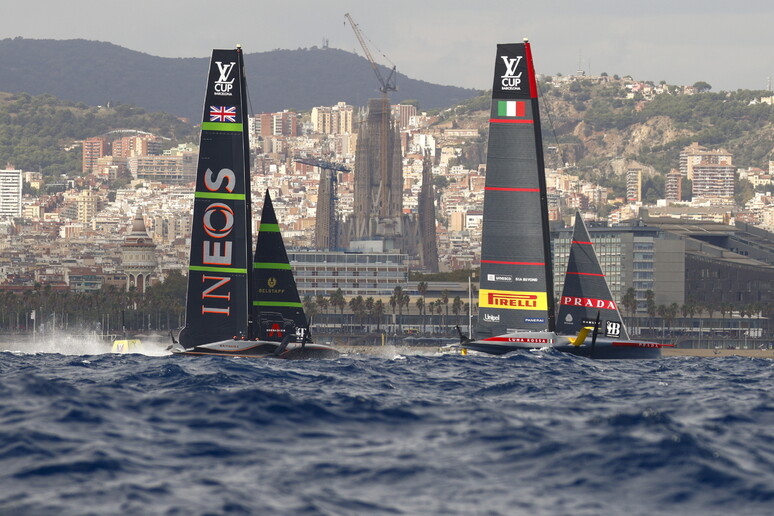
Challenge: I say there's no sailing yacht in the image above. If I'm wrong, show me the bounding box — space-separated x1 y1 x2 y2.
459 41 668 359
171 46 338 359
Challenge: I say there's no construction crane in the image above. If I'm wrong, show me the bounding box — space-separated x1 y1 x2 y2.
293 158 350 174
344 13 397 219
344 13 397 95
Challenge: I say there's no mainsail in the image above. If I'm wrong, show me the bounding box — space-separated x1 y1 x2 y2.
476 41 555 338
250 190 308 342
180 48 253 348
556 212 630 340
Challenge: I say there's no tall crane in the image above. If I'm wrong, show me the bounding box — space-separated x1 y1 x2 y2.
344 13 397 96
345 13 397 220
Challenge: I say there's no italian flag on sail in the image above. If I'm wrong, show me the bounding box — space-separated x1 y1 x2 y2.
497 100 525 117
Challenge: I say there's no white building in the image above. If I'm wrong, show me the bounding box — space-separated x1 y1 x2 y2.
0 165 23 219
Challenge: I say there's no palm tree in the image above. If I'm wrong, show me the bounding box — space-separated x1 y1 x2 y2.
622 287 637 320
434 301 443 333
452 296 463 327
667 302 679 337
400 291 411 330
645 290 656 331
656 304 668 339
372 300 385 332
364 297 375 331
415 297 425 333
316 294 330 314
440 289 450 329
392 286 406 333
417 280 428 317
349 295 365 331
329 288 346 315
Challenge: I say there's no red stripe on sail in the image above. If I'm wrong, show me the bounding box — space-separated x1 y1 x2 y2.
481 260 544 266
485 187 540 192
572 240 593 245
489 118 534 124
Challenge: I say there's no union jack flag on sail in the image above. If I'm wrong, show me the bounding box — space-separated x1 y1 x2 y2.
209 106 237 122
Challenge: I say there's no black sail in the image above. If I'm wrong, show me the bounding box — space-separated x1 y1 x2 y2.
180 48 253 348
476 42 555 338
250 190 308 342
556 212 630 340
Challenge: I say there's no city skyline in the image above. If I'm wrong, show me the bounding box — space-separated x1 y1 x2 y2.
3 1 773 93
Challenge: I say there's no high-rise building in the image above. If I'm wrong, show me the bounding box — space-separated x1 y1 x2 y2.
252 111 299 139
332 102 354 134
392 104 417 129
311 103 354 135
665 169 683 201
311 106 332 134
626 167 642 202
272 110 298 137
82 137 108 173
0 164 23 219
680 142 733 180
74 189 103 224
112 134 161 159
692 163 735 200
127 154 197 184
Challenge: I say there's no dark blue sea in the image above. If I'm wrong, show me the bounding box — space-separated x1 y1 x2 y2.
1 338 773 516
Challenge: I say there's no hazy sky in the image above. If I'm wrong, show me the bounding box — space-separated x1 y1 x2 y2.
4 0 773 92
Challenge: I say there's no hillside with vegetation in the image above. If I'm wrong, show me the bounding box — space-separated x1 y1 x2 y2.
0 92 197 180
0 38 479 120
3 73 773 201
437 76 774 204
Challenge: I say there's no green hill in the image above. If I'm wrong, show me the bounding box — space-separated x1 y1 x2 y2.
438 76 774 199
0 92 196 179
0 38 480 120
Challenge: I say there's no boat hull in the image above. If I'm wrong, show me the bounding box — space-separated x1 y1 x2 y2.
463 332 665 359
171 339 340 360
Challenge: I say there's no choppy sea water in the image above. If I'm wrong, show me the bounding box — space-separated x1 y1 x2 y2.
1 337 773 516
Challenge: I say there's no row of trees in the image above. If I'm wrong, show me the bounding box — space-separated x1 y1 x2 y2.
0 271 187 334
0 277 469 336
2 277 766 338
302 283 467 334
619 287 770 337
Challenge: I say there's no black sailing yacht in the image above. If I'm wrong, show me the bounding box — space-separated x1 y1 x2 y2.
459 41 669 359
171 46 338 359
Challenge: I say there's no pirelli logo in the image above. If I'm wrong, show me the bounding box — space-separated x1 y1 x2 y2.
479 289 548 310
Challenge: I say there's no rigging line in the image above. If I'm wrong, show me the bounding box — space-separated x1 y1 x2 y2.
245 77 254 119
535 77 565 222
536 78 560 151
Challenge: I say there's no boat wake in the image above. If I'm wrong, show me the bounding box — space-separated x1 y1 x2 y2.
0 333 172 356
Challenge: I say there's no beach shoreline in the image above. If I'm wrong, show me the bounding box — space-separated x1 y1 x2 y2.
662 348 774 358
